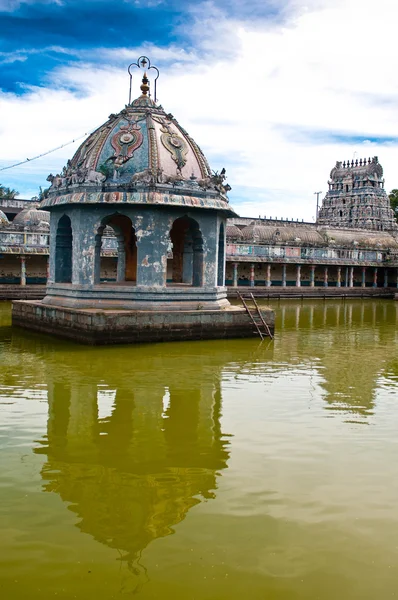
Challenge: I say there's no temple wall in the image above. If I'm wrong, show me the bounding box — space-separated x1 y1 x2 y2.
0 255 47 283
225 261 396 287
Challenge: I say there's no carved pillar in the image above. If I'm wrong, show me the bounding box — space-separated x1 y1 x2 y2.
384 268 389 288
250 263 255 288
296 264 301 287
361 266 366 288
20 256 26 286
373 267 378 288
232 262 238 288
345 267 349 287
116 236 126 283
282 264 287 287
182 237 194 284
336 266 341 288
349 266 354 288
323 266 328 287
266 264 271 287
310 265 315 287
94 235 102 284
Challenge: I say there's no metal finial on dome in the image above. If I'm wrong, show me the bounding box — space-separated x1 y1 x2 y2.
128 56 160 104
140 72 150 96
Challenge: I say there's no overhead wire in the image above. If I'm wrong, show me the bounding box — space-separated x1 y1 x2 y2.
0 128 97 172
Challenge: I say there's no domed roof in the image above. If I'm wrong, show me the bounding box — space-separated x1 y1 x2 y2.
321 228 398 249
13 205 50 228
41 69 234 216
226 224 243 240
0 210 9 227
240 223 324 244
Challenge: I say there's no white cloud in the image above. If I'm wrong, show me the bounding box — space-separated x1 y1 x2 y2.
1 0 398 219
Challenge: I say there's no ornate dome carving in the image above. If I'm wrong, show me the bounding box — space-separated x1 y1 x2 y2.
41 72 233 215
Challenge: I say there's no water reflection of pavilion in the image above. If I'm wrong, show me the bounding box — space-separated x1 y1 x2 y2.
30 344 248 568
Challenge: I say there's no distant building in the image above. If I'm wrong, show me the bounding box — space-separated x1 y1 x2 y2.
317 157 397 230
0 197 37 222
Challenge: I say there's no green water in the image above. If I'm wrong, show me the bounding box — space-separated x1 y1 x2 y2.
1 300 398 599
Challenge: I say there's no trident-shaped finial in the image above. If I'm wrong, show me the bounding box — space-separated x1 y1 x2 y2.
128 56 160 104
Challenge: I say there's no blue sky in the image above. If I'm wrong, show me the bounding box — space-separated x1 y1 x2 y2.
1 0 398 219
0 1 181 92
0 0 281 92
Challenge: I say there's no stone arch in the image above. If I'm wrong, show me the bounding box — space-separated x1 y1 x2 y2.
55 215 73 283
217 222 225 287
169 216 204 287
94 214 137 284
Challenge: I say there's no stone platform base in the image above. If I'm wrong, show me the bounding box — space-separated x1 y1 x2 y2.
12 301 275 345
42 283 230 311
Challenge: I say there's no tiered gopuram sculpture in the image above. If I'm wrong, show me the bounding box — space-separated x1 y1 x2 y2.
317 157 397 230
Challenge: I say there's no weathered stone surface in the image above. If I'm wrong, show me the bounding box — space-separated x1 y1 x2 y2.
12 301 274 345
42 282 230 310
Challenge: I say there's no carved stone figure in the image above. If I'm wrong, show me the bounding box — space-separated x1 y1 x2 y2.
156 167 168 184
46 174 62 189
131 168 156 185
165 172 184 187
85 170 106 184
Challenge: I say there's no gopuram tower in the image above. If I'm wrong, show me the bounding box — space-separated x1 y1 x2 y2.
317 157 397 231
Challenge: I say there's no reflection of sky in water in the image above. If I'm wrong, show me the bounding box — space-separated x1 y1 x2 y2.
1 300 398 599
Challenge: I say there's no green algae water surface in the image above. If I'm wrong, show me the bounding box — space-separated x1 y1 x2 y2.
1 299 398 599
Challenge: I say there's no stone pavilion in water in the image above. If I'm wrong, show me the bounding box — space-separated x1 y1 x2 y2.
12 60 274 343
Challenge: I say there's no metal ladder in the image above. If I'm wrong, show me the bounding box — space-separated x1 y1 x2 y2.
237 291 273 340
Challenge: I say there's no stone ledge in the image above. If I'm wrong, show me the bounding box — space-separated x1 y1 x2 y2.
43 284 230 310
227 286 395 299
0 285 46 300
12 301 275 345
